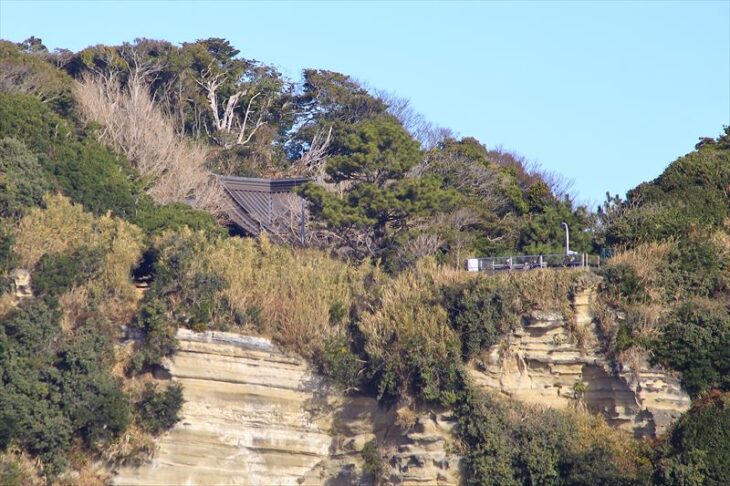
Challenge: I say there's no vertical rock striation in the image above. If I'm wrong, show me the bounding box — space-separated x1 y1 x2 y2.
468 285 690 437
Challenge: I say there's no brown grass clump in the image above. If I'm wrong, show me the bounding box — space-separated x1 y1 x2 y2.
74 74 227 215
13 194 96 268
12 194 144 307
0 446 45 485
607 241 673 303
100 423 156 468
358 259 458 368
58 286 90 333
501 268 583 315
0 293 16 319
205 233 373 357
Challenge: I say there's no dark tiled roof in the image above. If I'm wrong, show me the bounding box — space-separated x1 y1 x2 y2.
219 176 310 236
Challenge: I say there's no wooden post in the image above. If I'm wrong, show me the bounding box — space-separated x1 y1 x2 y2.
300 197 306 246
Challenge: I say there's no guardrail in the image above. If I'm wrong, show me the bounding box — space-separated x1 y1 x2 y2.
465 253 600 272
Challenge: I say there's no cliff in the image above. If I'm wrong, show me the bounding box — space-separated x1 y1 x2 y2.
114 286 691 484
469 286 690 437
113 329 461 486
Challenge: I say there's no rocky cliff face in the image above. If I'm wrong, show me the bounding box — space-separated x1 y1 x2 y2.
113 329 461 486
469 286 691 437
114 285 691 484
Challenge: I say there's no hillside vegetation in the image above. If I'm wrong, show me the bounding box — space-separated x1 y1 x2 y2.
0 37 728 485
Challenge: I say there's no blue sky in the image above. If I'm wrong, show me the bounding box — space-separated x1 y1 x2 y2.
1 0 728 206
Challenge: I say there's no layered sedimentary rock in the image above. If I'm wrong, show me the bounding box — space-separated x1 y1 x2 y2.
469 286 690 437
113 329 460 486
114 282 691 484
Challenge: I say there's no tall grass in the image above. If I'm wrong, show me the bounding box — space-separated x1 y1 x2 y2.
12 194 144 324
198 232 374 357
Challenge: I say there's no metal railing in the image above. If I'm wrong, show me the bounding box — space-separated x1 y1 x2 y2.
465 253 600 272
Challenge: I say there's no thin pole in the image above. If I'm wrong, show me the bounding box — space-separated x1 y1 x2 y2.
300 197 306 246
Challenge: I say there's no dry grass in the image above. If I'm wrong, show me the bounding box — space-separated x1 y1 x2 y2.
74 74 227 215
0 446 45 485
203 232 374 357
13 194 96 268
100 423 156 468
607 241 673 304
58 286 90 333
0 293 16 318
12 195 144 306
501 268 582 315
359 259 458 365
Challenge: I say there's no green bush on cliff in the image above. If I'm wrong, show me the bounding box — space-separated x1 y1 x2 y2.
31 246 104 296
0 93 143 219
137 383 184 434
651 300 730 397
443 277 519 360
0 298 129 478
0 137 53 219
655 392 730 485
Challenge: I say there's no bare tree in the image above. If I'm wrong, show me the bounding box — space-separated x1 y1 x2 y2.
75 71 228 216
292 126 333 182
196 64 268 149
410 149 506 213
375 90 453 150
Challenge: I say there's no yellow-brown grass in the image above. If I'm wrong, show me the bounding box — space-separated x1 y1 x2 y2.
606 241 673 304
204 232 375 358
358 259 458 366
0 446 45 485
12 194 144 314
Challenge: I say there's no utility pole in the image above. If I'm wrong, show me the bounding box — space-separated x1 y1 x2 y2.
561 222 570 256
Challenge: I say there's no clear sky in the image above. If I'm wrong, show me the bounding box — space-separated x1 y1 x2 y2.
1 0 728 206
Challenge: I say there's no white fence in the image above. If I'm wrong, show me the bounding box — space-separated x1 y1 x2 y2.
466 253 600 272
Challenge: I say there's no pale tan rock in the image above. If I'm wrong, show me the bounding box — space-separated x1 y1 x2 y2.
114 329 460 485
469 285 690 437
9 268 32 298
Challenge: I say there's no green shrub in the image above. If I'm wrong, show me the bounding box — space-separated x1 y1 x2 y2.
0 137 53 218
603 133 729 246
443 278 518 360
615 322 640 353
137 383 184 434
128 298 177 373
661 236 728 300
651 300 730 396
32 246 104 296
0 40 75 116
0 221 15 289
0 93 144 219
132 200 225 237
56 325 130 446
361 439 384 478
319 336 362 390
655 392 730 485
0 298 129 478
601 262 647 303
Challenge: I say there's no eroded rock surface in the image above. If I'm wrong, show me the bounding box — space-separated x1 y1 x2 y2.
113 329 460 486
469 285 690 437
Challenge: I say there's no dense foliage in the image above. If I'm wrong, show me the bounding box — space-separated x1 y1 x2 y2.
0 298 128 477
654 392 730 485
1 34 728 484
